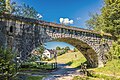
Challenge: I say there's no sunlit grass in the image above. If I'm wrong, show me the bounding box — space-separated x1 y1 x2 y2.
90 59 120 76
26 76 44 80
68 57 86 68
49 52 86 68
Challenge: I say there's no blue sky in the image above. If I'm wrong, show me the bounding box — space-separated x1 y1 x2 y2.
44 42 75 50
12 0 103 49
12 0 103 28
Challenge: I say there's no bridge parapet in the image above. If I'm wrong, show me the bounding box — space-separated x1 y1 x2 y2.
0 13 112 36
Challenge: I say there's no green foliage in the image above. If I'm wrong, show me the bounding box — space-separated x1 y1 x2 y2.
50 52 86 68
26 76 44 80
66 57 86 68
0 0 41 19
93 59 120 76
38 45 45 55
21 62 37 68
109 42 120 59
0 0 7 13
30 45 45 61
64 46 70 51
0 0 15 14
0 47 16 80
86 0 120 40
56 46 61 50
86 13 101 30
11 3 41 19
20 62 56 70
101 0 120 40
73 73 120 80
88 73 120 80
74 48 79 52
5 0 12 13
27 55 40 62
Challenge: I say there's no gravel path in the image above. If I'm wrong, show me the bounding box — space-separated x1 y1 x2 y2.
42 64 82 80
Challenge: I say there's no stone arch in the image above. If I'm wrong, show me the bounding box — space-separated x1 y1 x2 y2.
52 38 98 67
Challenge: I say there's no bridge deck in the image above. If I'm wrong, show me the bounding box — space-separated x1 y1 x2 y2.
0 13 112 37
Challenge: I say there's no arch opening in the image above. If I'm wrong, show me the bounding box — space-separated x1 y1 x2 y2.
52 38 99 68
44 41 87 68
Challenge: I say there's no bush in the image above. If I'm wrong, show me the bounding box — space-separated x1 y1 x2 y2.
0 47 16 80
109 42 120 59
20 62 37 68
20 62 56 70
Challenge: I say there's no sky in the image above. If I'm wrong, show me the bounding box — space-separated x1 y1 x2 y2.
44 42 75 50
12 0 103 49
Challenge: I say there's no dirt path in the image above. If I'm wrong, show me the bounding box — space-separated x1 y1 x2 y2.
42 64 82 80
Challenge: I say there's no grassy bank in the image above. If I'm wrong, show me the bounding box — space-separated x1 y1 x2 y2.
49 52 86 68
72 74 120 80
91 59 120 76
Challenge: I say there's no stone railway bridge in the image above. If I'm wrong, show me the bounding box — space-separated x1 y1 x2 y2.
0 14 112 67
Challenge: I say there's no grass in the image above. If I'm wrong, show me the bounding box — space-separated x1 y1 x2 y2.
90 73 120 80
72 75 120 80
26 76 44 80
90 59 120 76
68 57 86 68
49 51 86 68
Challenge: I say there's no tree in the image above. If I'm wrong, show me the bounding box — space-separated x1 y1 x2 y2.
101 0 120 40
0 0 6 13
0 47 16 80
86 0 120 40
11 3 42 19
20 4 40 19
28 45 45 61
65 46 70 51
86 13 101 30
61 47 65 50
0 0 12 13
37 45 45 54
0 0 42 19
56 46 61 50
5 0 12 13
37 45 45 60
109 41 120 59
74 48 79 52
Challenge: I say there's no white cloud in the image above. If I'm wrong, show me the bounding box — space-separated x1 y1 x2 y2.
76 17 81 20
59 18 74 25
69 20 73 24
60 18 63 23
37 14 43 19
